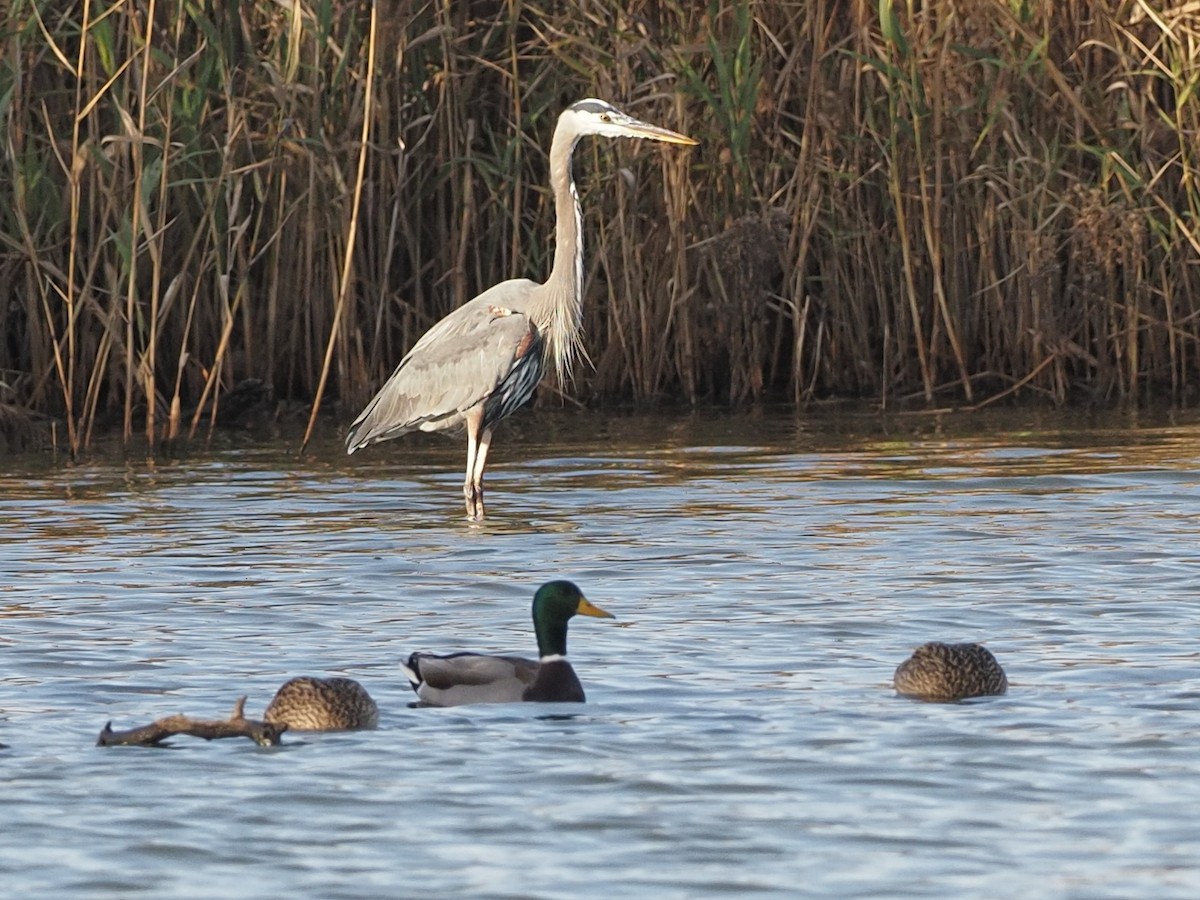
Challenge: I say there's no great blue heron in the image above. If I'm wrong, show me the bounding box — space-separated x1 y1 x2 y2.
345 99 697 518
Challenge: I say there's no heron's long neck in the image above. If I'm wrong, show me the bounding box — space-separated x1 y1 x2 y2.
538 126 585 384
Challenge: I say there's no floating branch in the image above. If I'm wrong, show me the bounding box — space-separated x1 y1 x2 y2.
97 697 287 748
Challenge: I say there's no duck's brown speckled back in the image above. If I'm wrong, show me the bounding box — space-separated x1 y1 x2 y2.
893 642 1008 702
263 677 379 731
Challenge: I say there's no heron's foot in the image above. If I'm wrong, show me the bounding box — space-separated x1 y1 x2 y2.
463 483 486 520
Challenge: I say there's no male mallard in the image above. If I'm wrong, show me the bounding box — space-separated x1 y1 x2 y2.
402 580 614 707
893 642 1008 702
263 676 379 730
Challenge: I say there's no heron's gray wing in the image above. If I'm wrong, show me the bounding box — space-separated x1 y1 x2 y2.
346 282 544 449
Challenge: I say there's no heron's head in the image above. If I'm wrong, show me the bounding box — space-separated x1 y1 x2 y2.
560 99 697 146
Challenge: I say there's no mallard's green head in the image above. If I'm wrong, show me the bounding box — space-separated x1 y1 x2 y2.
531 580 614 659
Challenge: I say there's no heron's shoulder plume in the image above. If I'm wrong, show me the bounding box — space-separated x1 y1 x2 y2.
527 278 582 386
477 279 579 386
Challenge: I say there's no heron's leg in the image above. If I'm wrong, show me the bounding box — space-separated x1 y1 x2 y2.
469 426 495 520
463 408 484 519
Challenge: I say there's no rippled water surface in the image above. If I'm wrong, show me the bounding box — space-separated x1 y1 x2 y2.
3 409 1200 898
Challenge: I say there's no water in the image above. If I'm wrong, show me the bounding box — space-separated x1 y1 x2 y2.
3 409 1200 898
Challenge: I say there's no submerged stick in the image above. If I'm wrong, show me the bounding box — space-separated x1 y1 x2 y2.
97 697 287 748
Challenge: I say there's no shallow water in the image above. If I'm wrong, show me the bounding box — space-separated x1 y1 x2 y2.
3 408 1200 898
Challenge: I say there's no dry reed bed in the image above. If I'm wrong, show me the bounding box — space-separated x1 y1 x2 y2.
1 0 1198 452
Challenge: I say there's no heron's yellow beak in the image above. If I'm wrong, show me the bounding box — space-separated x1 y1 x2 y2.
576 597 616 619
626 121 699 146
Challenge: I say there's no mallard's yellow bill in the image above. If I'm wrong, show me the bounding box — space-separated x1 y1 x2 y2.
576 597 616 619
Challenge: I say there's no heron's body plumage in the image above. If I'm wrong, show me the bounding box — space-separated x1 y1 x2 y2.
346 283 546 448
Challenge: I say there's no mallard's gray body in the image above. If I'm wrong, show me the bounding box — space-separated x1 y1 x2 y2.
403 652 586 707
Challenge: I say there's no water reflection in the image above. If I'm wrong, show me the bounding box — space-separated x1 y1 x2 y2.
2 408 1200 897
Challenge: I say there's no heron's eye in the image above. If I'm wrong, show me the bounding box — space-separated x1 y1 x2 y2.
599 113 611 122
